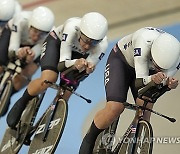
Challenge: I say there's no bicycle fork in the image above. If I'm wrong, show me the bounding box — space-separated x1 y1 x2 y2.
113 114 139 154
42 96 59 142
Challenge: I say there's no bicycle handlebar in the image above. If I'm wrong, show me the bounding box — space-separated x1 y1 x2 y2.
60 66 75 76
138 81 171 103
123 102 176 123
44 80 91 103
1 58 30 81
60 66 88 86
138 81 156 96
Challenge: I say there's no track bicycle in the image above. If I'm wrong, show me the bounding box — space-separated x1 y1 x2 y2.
93 81 176 154
0 67 91 154
0 58 28 117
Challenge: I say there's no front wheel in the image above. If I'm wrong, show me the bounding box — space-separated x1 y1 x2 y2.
132 120 153 154
93 118 119 154
0 97 39 154
0 80 13 116
28 99 68 154
93 130 114 154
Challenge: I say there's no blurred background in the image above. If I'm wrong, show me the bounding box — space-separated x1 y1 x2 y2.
0 0 180 153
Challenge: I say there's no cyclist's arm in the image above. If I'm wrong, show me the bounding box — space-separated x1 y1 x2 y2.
58 23 77 69
162 58 180 89
137 81 171 103
135 51 180 102
8 16 21 56
86 36 108 66
55 24 76 72
78 37 107 74
31 43 43 60
133 37 151 85
58 61 76 72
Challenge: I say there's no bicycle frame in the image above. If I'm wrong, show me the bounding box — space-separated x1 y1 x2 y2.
94 83 176 154
28 69 91 153
14 82 69 145
113 100 150 154
41 81 67 142
0 63 94 153
0 67 91 153
40 78 91 142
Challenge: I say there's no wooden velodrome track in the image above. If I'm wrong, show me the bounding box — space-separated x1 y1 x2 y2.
1 0 180 153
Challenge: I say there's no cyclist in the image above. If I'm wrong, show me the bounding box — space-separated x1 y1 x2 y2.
79 27 180 153
0 0 22 35
7 12 108 129
0 6 54 116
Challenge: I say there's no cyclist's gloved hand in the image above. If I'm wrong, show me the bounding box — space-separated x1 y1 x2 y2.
166 77 179 89
25 50 35 64
138 81 171 103
74 58 87 71
86 62 95 74
17 47 35 64
17 47 30 59
151 72 167 84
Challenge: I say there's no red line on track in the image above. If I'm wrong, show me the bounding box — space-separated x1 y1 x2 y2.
22 0 56 9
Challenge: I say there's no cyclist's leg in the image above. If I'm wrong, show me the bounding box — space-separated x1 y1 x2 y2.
79 121 104 154
79 46 133 154
7 33 60 128
0 27 15 116
79 102 124 154
6 70 58 128
0 27 10 77
0 63 39 116
0 25 11 66
6 89 34 129
12 62 39 90
0 63 38 117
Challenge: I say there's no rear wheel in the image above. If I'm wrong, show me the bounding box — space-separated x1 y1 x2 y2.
0 80 13 116
28 99 68 154
132 120 153 154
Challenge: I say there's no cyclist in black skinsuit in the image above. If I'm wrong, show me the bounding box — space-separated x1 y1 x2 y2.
0 6 54 116
7 12 109 130
0 0 22 35
79 27 180 154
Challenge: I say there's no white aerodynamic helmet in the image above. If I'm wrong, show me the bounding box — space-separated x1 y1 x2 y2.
151 33 180 69
80 12 108 40
0 0 16 21
14 1 22 16
30 6 55 32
